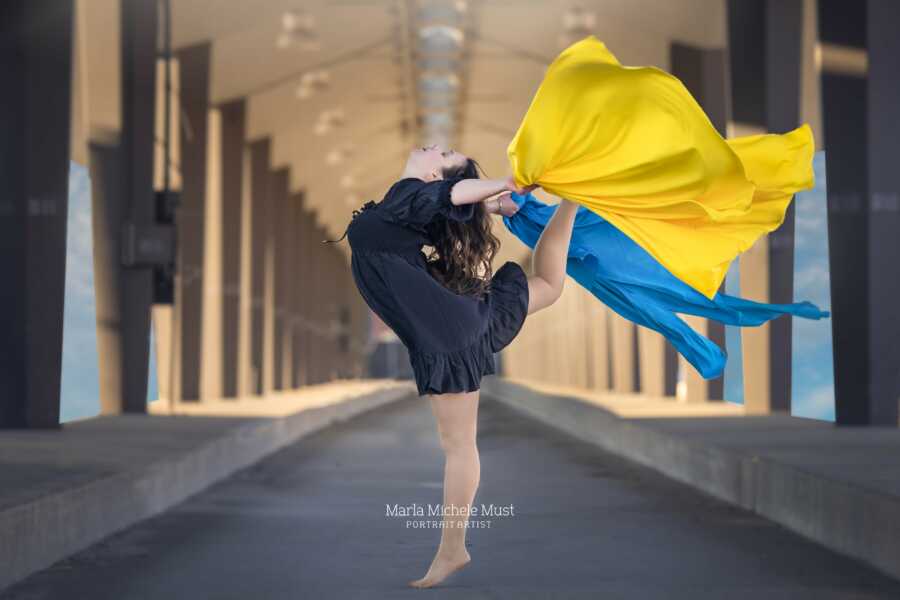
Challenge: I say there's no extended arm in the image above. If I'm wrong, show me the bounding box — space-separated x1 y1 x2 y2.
448 178 509 206
449 175 538 207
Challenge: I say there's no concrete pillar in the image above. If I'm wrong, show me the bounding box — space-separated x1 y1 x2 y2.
200 108 223 401
287 191 302 388
819 0 900 425
726 0 805 413
175 42 211 402
584 299 611 391
86 0 157 414
326 231 338 382
218 99 246 398
337 250 355 380
610 314 636 393
295 202 312 387
0 0 74 428
350 264 370 379
261 168 277 395
328 247 342 380
638 329 677 398
322 238 337 381
248 139 271 395
150 47 181 406
863 0 900 425
573 288 590 388
272 168 293 390
270 169 284 390
670 40 730 403
306 217 318 384
309 219 327 383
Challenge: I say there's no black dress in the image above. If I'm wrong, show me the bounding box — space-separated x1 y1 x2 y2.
333 176 530 396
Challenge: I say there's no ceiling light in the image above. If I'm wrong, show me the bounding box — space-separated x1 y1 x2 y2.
282 10 315 34
295 70 330 100
300 70 330 88
418 73 459 93
417 56 461 71
340 174 357 189
278 10 319 50
562 5 596 32
418 25 464 51
313 108 346 135
422 112 453 129
325 143 355 166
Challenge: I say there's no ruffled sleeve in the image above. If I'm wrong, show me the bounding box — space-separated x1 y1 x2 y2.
378 176 474 228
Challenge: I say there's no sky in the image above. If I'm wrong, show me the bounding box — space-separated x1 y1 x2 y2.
59 154 836 422
720 150 835 421
60 161 158 423
790 151 835 421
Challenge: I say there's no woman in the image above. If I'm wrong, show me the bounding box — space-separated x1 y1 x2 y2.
325 144 578 588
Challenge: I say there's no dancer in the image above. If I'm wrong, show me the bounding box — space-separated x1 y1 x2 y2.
325 145 576 588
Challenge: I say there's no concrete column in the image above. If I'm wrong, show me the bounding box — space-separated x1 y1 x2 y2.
86 0 157 414
670 41 730 402
819 0 900 425
175 42 211 402
327 247 341 380
150 48 181 406
273 168 293 390
0 0 74 428
334 251 348 379
351 249 370 379
320 224 334 382
610 314 636 393
726 0 805 413
261 168 277 395
248 139 271 395
308 221 321 384
295 202 312 387
322 235 337 381
337 250 354 379
287 191 303 388
218 99 246 398
573 288 590 388
199 108 223 401
584 299 611 391
305 217 316 384
638 329 676 398
864 0 900 425
269 169 285 390
236 134 254 397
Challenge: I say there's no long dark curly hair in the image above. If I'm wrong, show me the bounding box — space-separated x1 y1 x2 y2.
424 157 501 300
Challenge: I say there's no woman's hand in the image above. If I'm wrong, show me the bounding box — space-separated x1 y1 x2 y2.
504 175 539 195
494 191 520 217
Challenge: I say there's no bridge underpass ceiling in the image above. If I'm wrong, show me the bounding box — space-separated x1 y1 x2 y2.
170 0 726 265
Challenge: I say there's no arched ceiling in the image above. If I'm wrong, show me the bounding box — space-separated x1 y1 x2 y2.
170 0 726 264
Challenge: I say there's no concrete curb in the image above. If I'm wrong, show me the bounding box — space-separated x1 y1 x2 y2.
482 378 900 583
0 385 414 592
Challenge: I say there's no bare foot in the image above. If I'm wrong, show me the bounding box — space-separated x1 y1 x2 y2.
408 548 471 588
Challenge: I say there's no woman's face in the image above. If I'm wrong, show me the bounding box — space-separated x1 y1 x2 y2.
404 144 468 181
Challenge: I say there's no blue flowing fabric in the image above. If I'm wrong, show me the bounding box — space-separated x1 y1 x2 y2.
501 192 830 379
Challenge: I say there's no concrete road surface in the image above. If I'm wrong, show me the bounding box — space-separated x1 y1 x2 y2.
4 394 899 599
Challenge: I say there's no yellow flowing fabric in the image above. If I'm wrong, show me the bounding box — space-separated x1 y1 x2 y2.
507 35 816 299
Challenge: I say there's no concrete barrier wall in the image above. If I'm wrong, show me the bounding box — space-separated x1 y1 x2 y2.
0 384 413 592
482 377 900 583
